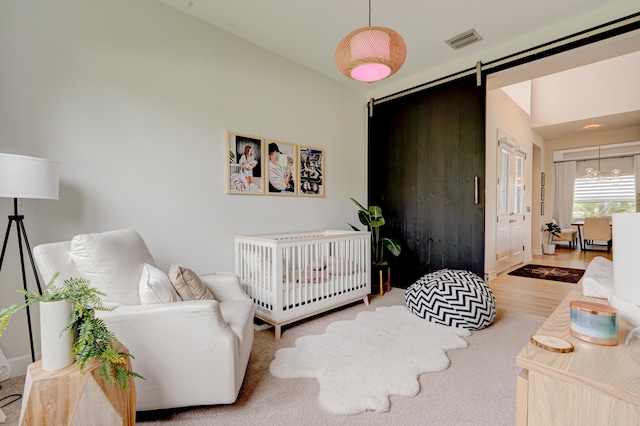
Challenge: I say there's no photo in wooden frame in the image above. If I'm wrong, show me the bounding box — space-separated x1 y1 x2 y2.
227 132 265 195
266 140 297 195
298 146 324 197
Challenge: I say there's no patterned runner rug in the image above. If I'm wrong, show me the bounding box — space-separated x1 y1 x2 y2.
508 264 585 283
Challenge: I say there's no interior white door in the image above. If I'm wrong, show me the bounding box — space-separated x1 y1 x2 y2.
510 151 525 265
496 137 526 273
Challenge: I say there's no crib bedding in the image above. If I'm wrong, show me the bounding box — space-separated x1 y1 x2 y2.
235 230 371 338
250 267 367 310
253 277 368 313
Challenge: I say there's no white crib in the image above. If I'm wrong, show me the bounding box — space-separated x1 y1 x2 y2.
235 230 371 338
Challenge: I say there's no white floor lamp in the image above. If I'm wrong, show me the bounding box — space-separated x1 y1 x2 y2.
0 153 59 362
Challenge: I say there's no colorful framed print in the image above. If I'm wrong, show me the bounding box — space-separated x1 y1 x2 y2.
227 132 265 195
266 140 297 196
298 146 324 197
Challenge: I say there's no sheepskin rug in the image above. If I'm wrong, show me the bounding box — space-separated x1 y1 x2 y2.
269 305 471 415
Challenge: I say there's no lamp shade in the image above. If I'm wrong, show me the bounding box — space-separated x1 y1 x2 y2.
335 26 406 82
0 153 59 200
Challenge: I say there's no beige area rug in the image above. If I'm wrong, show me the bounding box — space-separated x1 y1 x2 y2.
1 289 545 425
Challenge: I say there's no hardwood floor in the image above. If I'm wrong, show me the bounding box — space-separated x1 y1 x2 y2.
489 246 613 318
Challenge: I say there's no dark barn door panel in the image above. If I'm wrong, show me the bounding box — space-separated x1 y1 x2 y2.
368 75 485 288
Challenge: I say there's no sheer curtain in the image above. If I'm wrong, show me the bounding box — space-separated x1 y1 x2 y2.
635 155 640 212
553 161 576 229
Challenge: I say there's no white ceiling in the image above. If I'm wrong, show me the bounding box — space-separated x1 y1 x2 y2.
154 0 640 138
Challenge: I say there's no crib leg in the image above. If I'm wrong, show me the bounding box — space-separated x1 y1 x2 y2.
275 325 282 340
363 295 370 306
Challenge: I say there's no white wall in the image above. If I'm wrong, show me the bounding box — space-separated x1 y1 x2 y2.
0 0 367 375
485 88 544 279
531 51 640 127
546 126 640 151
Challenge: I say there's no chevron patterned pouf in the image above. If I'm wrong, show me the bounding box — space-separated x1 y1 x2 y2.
404 269 496 330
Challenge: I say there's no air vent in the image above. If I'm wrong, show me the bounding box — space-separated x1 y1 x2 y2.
445 29 483 50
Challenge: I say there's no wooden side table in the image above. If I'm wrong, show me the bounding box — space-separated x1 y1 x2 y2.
19 342 136 426
516 289 640 425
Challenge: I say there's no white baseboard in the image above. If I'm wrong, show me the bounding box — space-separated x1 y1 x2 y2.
8 353 37 378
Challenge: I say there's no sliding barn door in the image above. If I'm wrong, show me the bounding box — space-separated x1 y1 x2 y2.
368 75 485 287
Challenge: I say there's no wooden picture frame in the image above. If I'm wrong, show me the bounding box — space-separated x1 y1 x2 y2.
298 146 324 197
266 140 297 195
227 132 265 195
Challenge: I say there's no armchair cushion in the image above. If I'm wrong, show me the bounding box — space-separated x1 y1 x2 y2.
70 228 156 306
169 264 216 301
139 263 180 304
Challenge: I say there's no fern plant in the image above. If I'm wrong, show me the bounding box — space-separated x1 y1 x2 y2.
0 273 143 389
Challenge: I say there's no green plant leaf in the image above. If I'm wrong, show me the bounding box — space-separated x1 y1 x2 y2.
0 303 20 337
357 210 371 227
368 205 383 219
349 197 367 212
369 217 385 228
381 238 402 257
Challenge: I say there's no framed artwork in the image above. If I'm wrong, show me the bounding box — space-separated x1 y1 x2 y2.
541 187 545 201
266 139 297 195
227 132 265 195
298 146 324 197
541 172 545 187
541 202 545 216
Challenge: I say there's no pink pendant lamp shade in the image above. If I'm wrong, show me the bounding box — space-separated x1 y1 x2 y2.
335 26 406 82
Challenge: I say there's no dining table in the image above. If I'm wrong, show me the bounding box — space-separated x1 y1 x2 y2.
570 221 585 250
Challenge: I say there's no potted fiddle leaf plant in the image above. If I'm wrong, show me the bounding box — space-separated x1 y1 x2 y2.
349 198 401 294
0 273 143 389
542 221 562 255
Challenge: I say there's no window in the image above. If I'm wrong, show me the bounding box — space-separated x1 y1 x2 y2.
572 174 636 219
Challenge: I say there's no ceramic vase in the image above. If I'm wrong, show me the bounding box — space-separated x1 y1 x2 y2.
39 300 74 371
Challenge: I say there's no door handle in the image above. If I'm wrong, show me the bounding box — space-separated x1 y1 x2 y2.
474 176 479 204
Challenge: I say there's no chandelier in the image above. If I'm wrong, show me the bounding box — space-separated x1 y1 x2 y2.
334 0 406 82
583 146 621 180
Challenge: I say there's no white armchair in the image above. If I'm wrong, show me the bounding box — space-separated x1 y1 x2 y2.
33 228 254 412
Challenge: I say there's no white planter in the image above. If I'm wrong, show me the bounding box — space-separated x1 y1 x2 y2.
39 300 74 371
542 244 556 255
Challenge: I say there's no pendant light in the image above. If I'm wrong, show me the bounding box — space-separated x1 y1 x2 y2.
584 146 622 180
334 0 407 82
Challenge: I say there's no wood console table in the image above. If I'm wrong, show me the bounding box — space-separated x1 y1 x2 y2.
19 342 136 425
516 289 640 425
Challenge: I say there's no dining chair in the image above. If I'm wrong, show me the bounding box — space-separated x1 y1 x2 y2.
583 217 612 253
